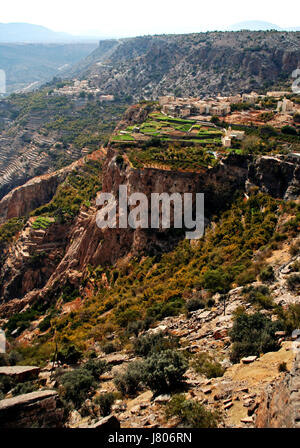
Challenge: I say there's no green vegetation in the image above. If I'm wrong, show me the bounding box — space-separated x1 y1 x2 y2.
142 350 188 394
114 361 145 396
165 394 219 428
11 381 39 397
0 218 25 245
191 352 225 379
59 368 95 408
31 216 53 230
32 160 102 222
95 392 116 417
133 332 179 357
229 311 282 363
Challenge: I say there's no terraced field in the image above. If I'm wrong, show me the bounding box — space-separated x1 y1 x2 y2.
111 112 224 171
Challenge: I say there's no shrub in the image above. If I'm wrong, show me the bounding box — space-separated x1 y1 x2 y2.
57 345 83 365
278 362 288 373
242 285 274 310
185 297 205 313
278 304 300 334
289 240 300 256
286 274 300 292
133 332 179 357
59 368 95 408
191 352 225 379
203 269 231 294
95 392 116 417
83 359 109 379
165 394 219 428
260 266 275 282
142 350 188 394
12 381 39 396
114 361 145 396
101 342 117 354
230 311 282 363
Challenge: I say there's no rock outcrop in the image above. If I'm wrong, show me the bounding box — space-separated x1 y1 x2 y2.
255 353 300 428
0 390 66 428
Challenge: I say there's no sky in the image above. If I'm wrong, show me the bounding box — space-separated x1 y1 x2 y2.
1 0 300 38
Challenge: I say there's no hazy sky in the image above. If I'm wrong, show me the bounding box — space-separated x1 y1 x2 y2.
2 0 300 37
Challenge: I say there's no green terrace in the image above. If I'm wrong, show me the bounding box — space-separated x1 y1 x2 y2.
110 112 224 171
111 112 223 145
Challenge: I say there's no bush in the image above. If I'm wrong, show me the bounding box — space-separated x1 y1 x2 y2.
289 240 300 256
230 311 282 363
133 332 179 357
101 342 117 354
165 394 219 428
286 274 300 292
185 297 205 313
83 359 109 379
114 361 145 396
203 269 231 294
242 285 274 310
278 362 288 373
95 392 116 417
59 368 95 408
143 350 188 394
191 352 225 379
12 381 39 396
57 345 83 365
278 304 300 334
260 266 275 282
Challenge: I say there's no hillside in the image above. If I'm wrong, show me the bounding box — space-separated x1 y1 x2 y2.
0 42 97 94
0 94 299 428
0 81 129 199
71 31 300 100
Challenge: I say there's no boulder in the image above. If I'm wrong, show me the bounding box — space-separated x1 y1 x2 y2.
91 415 120 429
0 366 40 383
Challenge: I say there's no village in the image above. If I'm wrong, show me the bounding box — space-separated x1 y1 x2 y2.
158 90 300 148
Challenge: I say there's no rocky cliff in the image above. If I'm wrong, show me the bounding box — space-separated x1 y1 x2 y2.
73 31 300 99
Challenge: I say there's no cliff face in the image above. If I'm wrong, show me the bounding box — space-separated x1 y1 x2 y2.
255 353 300 428
247 154 300 200
1 144 299 317
75 31 300 99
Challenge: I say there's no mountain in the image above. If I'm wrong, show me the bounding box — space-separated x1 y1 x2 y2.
0 42 98 93
0 22 97 43
69 31 300 100
228 21 282 31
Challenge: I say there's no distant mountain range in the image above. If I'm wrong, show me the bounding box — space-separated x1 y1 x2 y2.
1 22 300 44
0 23 105 43
228 21 300 32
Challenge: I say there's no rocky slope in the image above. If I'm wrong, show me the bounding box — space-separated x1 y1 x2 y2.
72 31 300 100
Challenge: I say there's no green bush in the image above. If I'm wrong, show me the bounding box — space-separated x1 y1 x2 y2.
230 311 282 363
59 368 95 408
101 342 117 354
114 361 145 396
185 297 205 313
165 394 219 428
191 352 225 379
95 392 116 417
143 350 188 394
83 359 109 379
286 274 300 292
260 266 275 282
57 345 83 365
242 285 274 309
133 332 179 357
12 381 39 396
